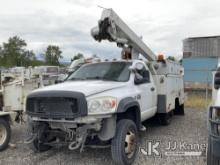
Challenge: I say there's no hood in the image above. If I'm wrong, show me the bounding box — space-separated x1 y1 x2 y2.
33 80 126 97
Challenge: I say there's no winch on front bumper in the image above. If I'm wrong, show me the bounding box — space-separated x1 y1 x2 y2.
26 115 115 152
26 119 102 152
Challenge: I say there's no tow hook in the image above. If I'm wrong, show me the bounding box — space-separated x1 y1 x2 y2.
68 132 88 152
68 141 81 150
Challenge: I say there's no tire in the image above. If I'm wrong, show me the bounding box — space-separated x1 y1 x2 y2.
207 136 220 165
179 104 185 115
111 119 138 165
174 99 184 115
30 123 52 152
158 112 172 126
0 118 11 151
31 138 51 152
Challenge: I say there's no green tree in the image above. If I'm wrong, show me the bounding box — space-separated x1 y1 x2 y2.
2 36 27 66
0 36 37 67
71 53 84 62
44 45 63 65
22 50 36 66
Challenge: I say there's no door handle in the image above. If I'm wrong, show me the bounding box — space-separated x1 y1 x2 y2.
151 87 155 91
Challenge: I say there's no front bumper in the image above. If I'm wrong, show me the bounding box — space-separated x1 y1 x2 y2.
31 114 113 124
208 106 220 158
27 115 115 151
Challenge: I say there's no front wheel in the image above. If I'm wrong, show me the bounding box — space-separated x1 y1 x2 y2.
31 138 51 152
111 119 138 165
0 118 11 151
29 123 52 152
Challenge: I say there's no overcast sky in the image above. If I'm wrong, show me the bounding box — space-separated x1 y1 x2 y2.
0 0 220 61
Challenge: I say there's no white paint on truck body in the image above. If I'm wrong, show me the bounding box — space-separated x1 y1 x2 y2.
153 60 184 112
31 60 184 122
2 79 40 112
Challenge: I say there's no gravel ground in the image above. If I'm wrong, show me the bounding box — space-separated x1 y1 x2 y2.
0 108 208 165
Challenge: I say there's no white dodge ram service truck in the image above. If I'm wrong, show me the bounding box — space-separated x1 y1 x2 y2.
26 9 184 165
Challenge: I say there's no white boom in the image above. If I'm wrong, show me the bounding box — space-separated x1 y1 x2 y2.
91 8 157 61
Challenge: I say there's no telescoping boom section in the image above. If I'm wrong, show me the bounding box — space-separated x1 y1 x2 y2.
91 8 156 61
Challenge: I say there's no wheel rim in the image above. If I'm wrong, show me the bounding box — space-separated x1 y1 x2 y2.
0 123 7 146
125 130 137 159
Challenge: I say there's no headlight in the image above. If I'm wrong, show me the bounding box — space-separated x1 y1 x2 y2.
88 97 117 115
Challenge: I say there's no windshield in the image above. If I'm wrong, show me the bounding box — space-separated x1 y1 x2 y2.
67 62 131 82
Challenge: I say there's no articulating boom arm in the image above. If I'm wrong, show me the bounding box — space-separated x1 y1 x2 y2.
91 8 156 61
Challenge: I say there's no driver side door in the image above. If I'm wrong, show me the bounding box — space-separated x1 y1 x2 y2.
134 63 157 121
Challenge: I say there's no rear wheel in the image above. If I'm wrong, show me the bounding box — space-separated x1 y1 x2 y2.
207 136 220 165
174 99 184 115
0 118 11 151
111 119 138 165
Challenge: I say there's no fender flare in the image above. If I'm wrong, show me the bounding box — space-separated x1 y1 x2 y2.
116 97 141 129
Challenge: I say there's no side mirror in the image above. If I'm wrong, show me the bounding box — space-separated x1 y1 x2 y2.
134 72 148 85
134 77 144 85
129 63 144 72
214 72 220 90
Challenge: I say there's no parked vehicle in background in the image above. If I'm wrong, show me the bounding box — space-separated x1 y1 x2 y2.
0 67 39 151
33 66 64 86
207 66 220 165
26 9 184 165
0 65 64 151
65 57 101 79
